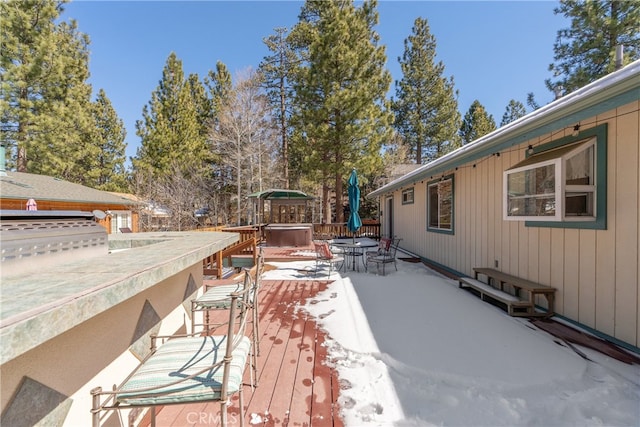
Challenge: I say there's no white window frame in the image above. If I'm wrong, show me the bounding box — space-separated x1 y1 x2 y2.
109 210 133 233
427 176 454 233
402 188 414 205
504 138 596 222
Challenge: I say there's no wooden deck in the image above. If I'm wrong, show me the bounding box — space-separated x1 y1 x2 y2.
140 275 344 427
260 245 317 263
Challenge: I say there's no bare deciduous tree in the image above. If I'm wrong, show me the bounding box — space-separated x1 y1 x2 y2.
209 68 278 225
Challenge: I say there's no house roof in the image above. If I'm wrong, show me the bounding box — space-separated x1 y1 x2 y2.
0 172 139 206
368 59 640 198
388 164 422 180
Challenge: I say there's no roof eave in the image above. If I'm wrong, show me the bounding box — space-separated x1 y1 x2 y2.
368 60 640 199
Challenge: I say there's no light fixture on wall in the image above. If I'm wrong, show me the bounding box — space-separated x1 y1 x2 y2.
527 145 534 155
572 123 581 137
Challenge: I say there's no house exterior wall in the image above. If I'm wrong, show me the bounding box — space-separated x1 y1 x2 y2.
0 199 138 233
385 100 639 348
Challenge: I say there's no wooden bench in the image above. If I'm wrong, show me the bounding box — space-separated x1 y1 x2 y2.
458 277 536 317
473 268 556 317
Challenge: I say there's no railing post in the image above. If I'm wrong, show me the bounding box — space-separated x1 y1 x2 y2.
90 387 102 427
216 250 223 279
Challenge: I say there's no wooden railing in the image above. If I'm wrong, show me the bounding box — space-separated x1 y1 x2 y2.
312 223 381 240
197 222 380 278
202 236 257 278
200 226 259 278
195 223 381 241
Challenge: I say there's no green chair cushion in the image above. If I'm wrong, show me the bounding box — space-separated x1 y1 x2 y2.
195 283 246 309
117 335 251 405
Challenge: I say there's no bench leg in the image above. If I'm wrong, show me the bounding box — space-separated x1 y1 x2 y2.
546 294 555 316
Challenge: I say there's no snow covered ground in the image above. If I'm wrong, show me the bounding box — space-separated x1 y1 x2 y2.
261 254 640 427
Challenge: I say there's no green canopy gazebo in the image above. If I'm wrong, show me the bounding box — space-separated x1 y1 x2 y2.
247 189 314 224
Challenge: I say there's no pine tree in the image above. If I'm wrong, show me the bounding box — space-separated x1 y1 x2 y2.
290 0 393 223
88 89 128 192
133 52 209 178
459 100 496 144
186 73 212 140
1 0 94 176
260 27 299 189
526 93 541 111
205 61 233 127
393 17 461 164
200 61 235 224
547 0 640 94
500 100 527 127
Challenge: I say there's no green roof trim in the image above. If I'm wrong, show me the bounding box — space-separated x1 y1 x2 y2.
247 189 313 200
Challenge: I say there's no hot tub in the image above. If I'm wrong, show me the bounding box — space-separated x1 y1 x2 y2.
264 223 312 247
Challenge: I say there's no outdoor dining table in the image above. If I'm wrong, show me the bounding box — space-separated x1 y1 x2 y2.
331 238 378 272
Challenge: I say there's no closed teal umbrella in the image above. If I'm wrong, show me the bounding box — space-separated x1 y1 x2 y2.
347 169 362 240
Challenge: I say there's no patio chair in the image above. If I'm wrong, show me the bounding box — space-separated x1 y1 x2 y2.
365 237 392 260
191 249 264 385
313 240 344 278
366 237 401 275
90 272 254 427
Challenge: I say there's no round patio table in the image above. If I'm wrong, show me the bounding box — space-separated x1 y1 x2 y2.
332 240 378 272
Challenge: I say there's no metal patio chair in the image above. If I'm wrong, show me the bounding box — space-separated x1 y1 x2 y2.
313 240 344 278
191 249 264 385
366 237 401 275
91 271 254 427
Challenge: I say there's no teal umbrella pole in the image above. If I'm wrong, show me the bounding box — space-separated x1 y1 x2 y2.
347 169 362 244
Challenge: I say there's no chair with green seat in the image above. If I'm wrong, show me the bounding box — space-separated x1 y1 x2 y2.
191 249 264 387
91 270 254 427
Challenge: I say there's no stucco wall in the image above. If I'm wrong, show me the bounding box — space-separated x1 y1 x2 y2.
0 265 204 427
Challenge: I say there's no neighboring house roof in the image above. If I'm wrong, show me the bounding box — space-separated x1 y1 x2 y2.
108 191 143 203
108 192 169 215
0 172 139 206
388 164 422 181
368 59 640 198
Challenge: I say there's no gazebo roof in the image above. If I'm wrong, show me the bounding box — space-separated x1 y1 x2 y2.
247 189 313 200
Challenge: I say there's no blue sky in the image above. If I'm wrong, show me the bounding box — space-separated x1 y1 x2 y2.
63 1 568 162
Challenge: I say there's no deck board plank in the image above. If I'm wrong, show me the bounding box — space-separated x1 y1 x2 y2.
248 280 303 425
264 280 316 426
311 329 338 427
139 276 342 427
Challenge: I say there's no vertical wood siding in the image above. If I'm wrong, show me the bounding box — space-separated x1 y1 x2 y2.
388 100 639 347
